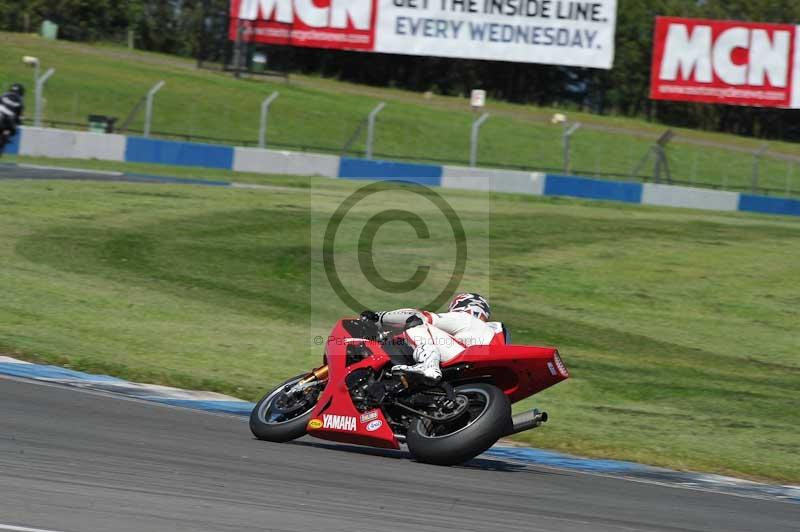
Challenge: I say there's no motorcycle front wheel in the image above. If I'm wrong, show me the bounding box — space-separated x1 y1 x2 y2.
249 374 324 443
406 383 511 466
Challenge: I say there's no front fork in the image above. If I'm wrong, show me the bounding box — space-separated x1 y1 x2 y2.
282 365 329 401
297 365 329 386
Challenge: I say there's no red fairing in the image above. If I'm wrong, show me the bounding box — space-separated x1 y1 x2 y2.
308 321 400 449
305 320 568 448
443 344 568 403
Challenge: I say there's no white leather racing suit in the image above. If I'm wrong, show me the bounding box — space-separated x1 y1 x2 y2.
377 309 497 380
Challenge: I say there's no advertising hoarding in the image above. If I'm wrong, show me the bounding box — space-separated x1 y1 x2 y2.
229 0 618 69
651 16 800 108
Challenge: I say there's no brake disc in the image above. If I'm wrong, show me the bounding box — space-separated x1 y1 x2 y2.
272 392 312 416
429 395 469 422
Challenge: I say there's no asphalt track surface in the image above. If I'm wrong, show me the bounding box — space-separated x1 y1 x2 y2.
2 377 798 532
0 163 230 187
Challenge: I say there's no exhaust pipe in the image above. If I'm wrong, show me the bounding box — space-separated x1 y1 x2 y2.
504 409 548 436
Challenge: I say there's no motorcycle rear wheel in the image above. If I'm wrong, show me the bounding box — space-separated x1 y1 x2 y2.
406 383 511 466
249 374 323 443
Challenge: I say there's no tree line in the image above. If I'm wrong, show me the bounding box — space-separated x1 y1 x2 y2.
2 0 800 141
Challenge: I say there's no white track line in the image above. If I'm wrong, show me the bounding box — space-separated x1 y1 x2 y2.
231 182 301 192
0 524 68 532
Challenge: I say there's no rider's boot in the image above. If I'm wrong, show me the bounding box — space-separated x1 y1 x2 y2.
392 344 442 382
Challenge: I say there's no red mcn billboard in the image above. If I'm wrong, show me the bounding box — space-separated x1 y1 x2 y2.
229 0 377 50
650 17 800 109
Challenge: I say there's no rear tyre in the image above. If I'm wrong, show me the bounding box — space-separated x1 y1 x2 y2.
406 383 510 466
249 374 323 443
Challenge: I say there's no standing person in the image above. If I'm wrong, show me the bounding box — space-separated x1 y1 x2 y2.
0 83 25 156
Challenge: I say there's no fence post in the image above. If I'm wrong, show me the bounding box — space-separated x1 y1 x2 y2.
562 122 581 174
631 130 674 183
366 102 386 160
470 112 490 167
144 80 165 138
786 161 793 196
751 143 769 194
34 68 55 128
258 91 280 149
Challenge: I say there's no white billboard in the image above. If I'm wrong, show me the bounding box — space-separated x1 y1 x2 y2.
230 0 618 69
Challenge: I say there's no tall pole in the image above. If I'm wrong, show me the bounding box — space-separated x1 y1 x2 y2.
144 81 165 138
34 68 55 127
470 113 489 167
196 0 209 68
233 20 245 78
33 62 40 93
366 102 385 160
258 91 280 148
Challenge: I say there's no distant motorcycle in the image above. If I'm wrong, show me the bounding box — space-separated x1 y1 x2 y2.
250 317 569 465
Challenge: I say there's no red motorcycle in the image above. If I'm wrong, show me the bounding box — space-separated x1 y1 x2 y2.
250 317 569 465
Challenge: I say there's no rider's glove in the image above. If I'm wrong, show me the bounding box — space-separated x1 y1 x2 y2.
360 310 380 322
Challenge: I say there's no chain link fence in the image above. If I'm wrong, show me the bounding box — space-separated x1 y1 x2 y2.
22 95 800 199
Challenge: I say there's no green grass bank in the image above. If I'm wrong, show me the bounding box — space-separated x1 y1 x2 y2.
1 165 798 483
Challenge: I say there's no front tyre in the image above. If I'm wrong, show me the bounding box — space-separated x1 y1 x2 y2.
406 383 510 466
249 374 323 443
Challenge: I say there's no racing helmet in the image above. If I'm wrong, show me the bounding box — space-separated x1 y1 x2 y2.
9 83 25 97
448 293 491 321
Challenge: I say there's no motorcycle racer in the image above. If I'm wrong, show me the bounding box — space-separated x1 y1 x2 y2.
0 83 25 156
361 293 496 382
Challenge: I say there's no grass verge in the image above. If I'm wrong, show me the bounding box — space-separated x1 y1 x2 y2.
1 162 798 483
